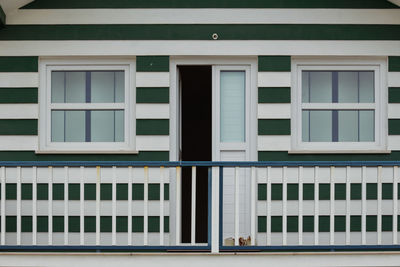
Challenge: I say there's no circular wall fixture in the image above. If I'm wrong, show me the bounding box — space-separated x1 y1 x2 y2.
212 33 219 40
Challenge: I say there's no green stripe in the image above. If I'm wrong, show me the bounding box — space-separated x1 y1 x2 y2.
258 87 290 103
258 56 291 72
0 5 5 27
389 57 400 72
0 151 168 161
137 119 169 135
22 0 399 8
0 119 37 135
389 119 400 135
0 88 38 103
389 87 400 103
137 56 169 72
1 25 400 41
137 87 169 103
258 151 400 161
0 57 38 72
258 119 290 135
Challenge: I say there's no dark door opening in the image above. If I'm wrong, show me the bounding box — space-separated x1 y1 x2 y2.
179 66 212 243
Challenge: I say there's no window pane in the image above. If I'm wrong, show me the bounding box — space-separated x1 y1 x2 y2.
65 72 86 103
338 72 358 103
302 110 310 142
302 71 309 103
338 110 358 141
360 110 374 141
51 72 65 103
220 71 245 142
308 72 332 103
91 110 124 142
91 71 124 103
359 71 374 103
51 111 64 142
115 110 124 142
309 110 332 141
115 71 125 103
65 111 85 142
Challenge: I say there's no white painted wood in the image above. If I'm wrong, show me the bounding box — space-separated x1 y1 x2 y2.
136 104 170 119
0 0 33 15
191 166 196 245
0 104 38 119
16 167 21 245
314 167 319 245
112 166 117 246
175 167 181 245
389 72 400 87
80 166 84 245
144 166 149 246
64 167 68 245
0 167 5 245
282 167 287 246
389 136 400 150
96 166 101 245
257 104 290 119
377 167 382 245
389 104 400 119
0 73 38 87
298 167 303 245
32 167 37 245
2 41 400 56
266 167 272 246
0 136 37 151
330 167 335 245
128 166 133 246
257 136 291 151
345 166 351 245
136 72 169 87
159 166 164 246
389 0 400 7
136 136 169 151
394 166 398 245
258 72 291 87
48 167 53 245
234 167 239 246
211 166 220 253
362 166 367 245
250 167 256 246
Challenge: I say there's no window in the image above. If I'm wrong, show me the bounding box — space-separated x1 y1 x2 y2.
39 59 136 152
291 58 387 152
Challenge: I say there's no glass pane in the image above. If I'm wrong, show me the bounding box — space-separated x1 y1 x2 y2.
65 72 86 103
309 110 332 142
91 110 124 142
338 110 358 141
220 71 245 142
51 110 64 142
360 110 374 141
338 72 358 103
115 110 124 142
91 71 124 103
51 72 65 103
302 71 310 103
359 71 374 103
115 71 125 103
302 110 310 142
65 111 85 142
309 72 332 103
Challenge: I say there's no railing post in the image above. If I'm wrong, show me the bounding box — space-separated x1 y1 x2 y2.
211 166 220 253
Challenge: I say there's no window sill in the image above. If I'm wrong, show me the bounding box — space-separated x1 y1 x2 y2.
35 150 139 154
288 150 391 154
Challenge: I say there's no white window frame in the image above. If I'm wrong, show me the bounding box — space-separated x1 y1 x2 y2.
291 57 388 153
38 58 137 153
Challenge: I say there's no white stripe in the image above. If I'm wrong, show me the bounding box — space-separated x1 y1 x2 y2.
393 166 398 245
143 166 149 246
329 166 334 245
389 104 400 119
136 136 169 151
314 166 319 245
7 9 400 25
258 72 291 87
258 104 290 119
389 72 400 87
96 166 101 245
377 166 382 245
282 167 287 246
257 136 291 151
0 73 38 87
345 166 351 245
64 166 68 245
0 136 37 150
234 167 239 246
0 104 38 119
388 136 400 150
111 166 117 246
298 167 303 245
127 166 133 246
175 167 181 245
159 166 164 246
16 167 21 245
361 166 367 245
136 104 169 119
1 41 400 56
266 167 271 246
48 167 53 245
32 167 37 245
0 167 5 245
136 72 169 87
250 167 256 246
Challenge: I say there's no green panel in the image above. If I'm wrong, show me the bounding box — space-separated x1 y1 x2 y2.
164 184 169 201
148 216 160 233
132 184 144 200
0 57 38 72
116 184 128 200
0 5 5 27
84 216 96 232
137 87 169 103
258 119 290 135
68 184 80 200
53 183 64 200
100 184 112 200
351 183 361 200
6 216 16 232
303 216 314 232
335 184 346 200
382 215 393 231
137 119 169 135
367 183 377 200
258 216 266 233
389 57 400 72
271 184 282 200
334 216 345 232
258 184 266 200
3 25 400 41
137 56 169 72
303 184 314 200
287 184 298 200
37 183 48 200
6 184 16 200
21 216 32 232
21 183 32 200
382 183 393 200
132 216 144 232
389 119 400 135
350 216 361 232
149 183 160 200
0 88 38 103
37 216 48 232
366 215 377 232
53 216 64 232
164 216 169 233
84 184 96 200
116 216 128 232
319 216 330 232
389 88 400 103
68 216 80 233
258 87 290 103
271 216 282 233
100 216 112 232
0 119 37 135
258 56 291 72
319 184 330 200
21 0 400 9
287 216 298 232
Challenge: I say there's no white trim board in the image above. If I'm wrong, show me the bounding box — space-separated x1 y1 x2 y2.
136 104 169 119
0 73 38 87
6 9 400 25
388 104 400 119
136 72 170 87
1 41 400 56
258 104 290 119
0 104 38 119
0 135 38 150
258 136 291 151
136 136 169 151
258 72 291 87
389 72 400 87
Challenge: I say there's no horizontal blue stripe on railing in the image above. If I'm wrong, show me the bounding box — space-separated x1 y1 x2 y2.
0 245 211 251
